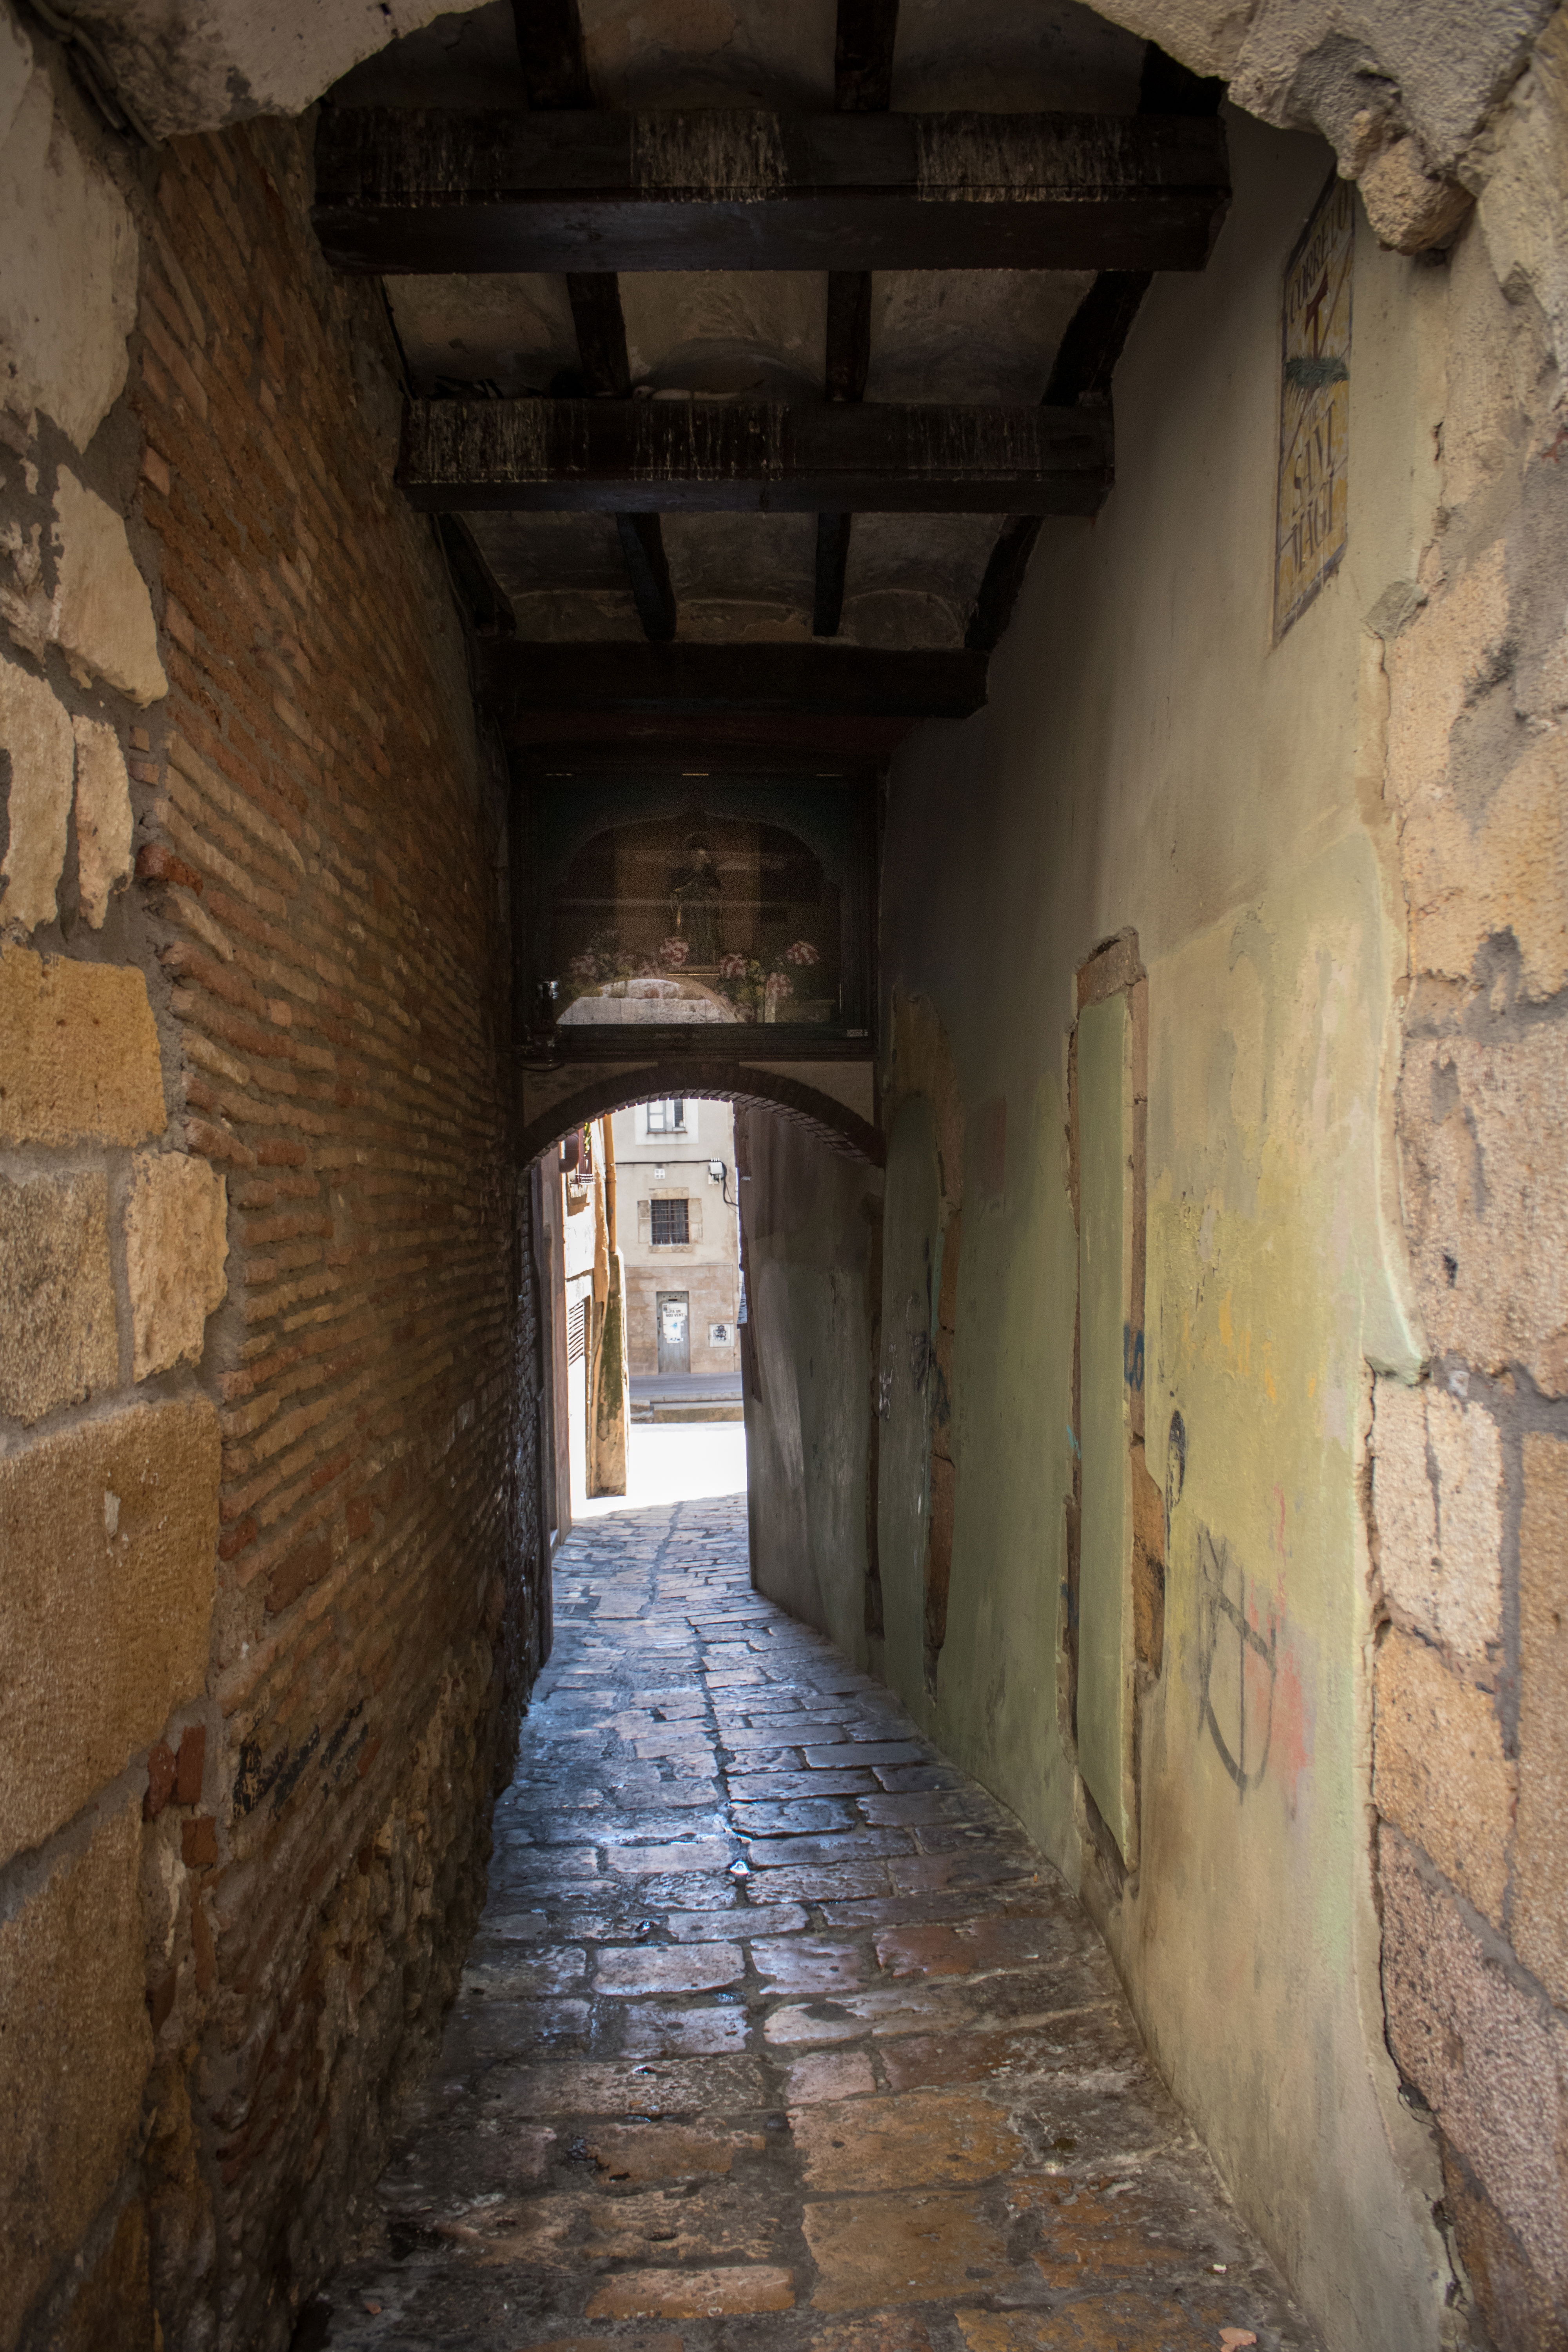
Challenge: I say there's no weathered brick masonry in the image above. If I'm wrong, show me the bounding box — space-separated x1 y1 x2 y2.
0 58 544 2352
131 120 548 2348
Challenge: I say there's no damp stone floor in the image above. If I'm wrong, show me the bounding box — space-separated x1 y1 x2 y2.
315 1495 1318 2352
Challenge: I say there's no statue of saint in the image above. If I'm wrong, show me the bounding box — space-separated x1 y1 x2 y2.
667 835 722 965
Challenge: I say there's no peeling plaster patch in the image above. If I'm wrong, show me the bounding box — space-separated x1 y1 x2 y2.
0 653 73 931
71 713 132 927
0 67 138 450
78 0 474 142
51 469 167 707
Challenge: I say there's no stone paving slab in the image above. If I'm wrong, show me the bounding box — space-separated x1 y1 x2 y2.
312 1496 1319 2352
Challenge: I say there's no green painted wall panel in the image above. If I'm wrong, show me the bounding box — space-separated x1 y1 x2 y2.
1076 991 1134 1862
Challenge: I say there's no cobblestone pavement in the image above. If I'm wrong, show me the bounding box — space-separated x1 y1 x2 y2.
319 1497 1317 2352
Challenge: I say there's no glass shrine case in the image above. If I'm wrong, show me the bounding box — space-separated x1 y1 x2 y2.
519 769 877 1058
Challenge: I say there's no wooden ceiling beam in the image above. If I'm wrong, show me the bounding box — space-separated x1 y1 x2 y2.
965 42 1224 654
510 0 594 107
512 0 679 643
313 109 1230 276
815 0 899 639
500 712 939 755
964 272 1149 651
812 271 873 631
615 513 678 642
399 398 1112 514
834 0 900 112
479 642 987 738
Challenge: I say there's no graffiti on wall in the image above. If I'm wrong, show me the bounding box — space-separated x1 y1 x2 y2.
1197 1523 1278 1794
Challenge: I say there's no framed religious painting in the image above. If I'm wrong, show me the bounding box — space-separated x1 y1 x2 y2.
517 767 878 1058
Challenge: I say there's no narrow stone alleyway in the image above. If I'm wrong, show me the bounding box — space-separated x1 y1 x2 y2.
317 1501 1317 2351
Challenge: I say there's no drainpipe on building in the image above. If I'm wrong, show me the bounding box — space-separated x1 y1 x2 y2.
588 1113 630 1494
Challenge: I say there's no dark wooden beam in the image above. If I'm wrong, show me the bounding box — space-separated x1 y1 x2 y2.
964 517 1044 655
511 0 593 107
964 273 1150 650
813 512 853 637
1042 267 1153 408
965 45 1224 654
513 0 676 642
483 641 984 715
480 641 986 748
1138 42 1225 117
813 269 873 630
815 0 897 639
615 514 677 642
824 266 874 406
400 398 1112 515
313 109 1230 276
435 513 515 637
502 711 939 755
564 271 630 397
835 0 900 111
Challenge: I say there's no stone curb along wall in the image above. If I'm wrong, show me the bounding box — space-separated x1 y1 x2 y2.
0 13 544 2349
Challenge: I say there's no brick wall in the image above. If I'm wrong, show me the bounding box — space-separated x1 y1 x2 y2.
132 116 547 2350
0 40 543 2350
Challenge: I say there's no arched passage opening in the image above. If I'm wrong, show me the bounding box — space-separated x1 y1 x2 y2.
517 1060 883 1172
523 1067 884 1586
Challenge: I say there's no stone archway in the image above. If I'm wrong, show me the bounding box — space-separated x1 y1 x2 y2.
516 1060 882 1168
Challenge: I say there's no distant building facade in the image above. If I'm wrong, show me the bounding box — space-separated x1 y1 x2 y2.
612 1098 740 1379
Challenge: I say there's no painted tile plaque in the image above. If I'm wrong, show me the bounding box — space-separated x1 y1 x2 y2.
1274 173 1354 641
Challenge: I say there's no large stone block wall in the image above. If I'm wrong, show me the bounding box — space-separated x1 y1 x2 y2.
0 20 543 2348
1365 20 1568 2343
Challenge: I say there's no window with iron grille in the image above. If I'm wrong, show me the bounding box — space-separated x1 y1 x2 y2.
650 1198 690 1245
646 1098 686 1134
566 1298 588 1362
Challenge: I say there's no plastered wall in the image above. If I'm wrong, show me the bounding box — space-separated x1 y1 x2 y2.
740 1104 882 1668
0 13 544 2345
743 58 1568 2351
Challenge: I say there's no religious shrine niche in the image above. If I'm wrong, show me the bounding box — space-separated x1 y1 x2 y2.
521 771 876 1056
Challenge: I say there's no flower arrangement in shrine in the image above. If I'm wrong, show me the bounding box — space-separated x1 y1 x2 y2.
716 940 820 1019
559 931 823 1022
